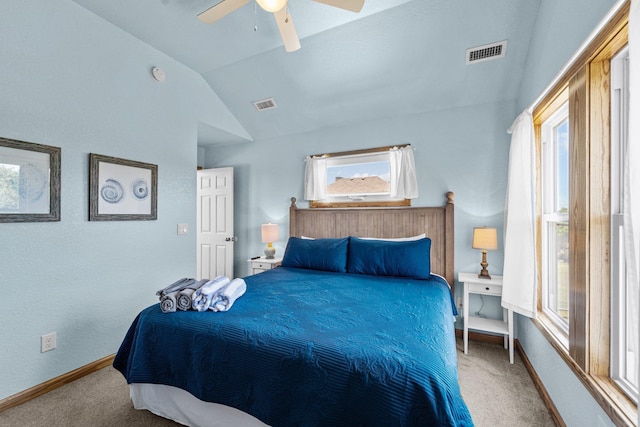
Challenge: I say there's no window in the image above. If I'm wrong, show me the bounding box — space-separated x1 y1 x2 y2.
610 46 638 404
305 145 418 208
541 102 570 343
532 4 637 425
324 152 391 201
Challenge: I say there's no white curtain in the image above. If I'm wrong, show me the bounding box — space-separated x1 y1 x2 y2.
304 156 327 201
628 0 639 389
502 111 537 318
304 147 418 201
389 146 418 199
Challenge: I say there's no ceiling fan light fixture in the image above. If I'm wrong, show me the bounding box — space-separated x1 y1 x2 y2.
256 0 287 13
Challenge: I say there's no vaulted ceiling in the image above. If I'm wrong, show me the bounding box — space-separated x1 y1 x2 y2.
72 0 541 145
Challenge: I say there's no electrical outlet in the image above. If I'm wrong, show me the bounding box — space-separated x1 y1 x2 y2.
41 332 56 353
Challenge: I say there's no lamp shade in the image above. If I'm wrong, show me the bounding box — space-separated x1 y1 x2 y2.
472 227 498 250
261 223 279 243
256 0 287 12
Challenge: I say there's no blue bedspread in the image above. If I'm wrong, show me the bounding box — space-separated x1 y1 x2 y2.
114 268 473 426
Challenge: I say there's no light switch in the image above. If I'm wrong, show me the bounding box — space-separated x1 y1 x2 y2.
177 224 188 235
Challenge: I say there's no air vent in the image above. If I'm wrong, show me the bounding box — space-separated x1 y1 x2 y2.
253 97 277 111
466 40 507 64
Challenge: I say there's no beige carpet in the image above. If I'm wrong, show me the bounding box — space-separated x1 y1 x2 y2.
456 339 555 427
0 338 555 427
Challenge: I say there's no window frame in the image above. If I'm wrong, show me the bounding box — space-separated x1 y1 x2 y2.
308 145 412 209
531 3 636 425
609 45 637 404
540 102 570 343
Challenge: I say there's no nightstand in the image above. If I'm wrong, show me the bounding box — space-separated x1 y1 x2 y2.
459 272 514 364
247 257 282 275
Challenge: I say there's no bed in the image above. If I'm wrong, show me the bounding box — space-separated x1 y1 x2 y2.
113 192 473 426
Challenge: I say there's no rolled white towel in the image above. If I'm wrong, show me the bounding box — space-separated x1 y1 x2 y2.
160 291 178 313
191 276 231 312
211 278 247 312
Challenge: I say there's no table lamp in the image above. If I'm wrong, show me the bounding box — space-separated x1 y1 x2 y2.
261 223 279 259
472 226 498 279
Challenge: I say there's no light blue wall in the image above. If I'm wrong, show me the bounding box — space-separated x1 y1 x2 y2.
518 321 616 426
0 0 219 400
517 0 619 112
197 147 206 168
515 0 619 426
204 99 515 327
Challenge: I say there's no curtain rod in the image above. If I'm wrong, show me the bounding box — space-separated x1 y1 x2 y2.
508 0 627 135
524 0 627 116
309 144 411 159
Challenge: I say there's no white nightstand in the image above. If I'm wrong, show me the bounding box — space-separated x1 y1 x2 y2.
247 257 282 275
459 272 514 364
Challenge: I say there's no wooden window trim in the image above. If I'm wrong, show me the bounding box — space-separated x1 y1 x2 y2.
568 65 589 370
532 2 635 426
309 199 410 209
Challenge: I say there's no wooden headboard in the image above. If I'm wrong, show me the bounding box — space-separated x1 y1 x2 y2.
289 192 455 289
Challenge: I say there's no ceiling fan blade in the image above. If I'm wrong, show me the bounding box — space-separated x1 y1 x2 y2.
274 7 301 52
312 0 364 13
197 0 250 24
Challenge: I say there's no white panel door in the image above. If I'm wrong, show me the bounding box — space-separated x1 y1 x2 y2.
197 167 235 280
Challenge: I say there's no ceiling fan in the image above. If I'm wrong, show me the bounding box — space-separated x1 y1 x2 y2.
197 0 365 53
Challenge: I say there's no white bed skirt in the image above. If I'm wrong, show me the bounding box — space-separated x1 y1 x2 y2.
130 383 270 427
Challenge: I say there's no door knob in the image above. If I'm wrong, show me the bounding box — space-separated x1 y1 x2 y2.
225 236 238 242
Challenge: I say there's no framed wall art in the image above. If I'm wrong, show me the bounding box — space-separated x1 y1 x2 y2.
89 153 157 221
0 137 61 223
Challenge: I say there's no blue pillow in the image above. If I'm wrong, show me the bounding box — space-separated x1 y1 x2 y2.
347 236 431 279
281 237 349 273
